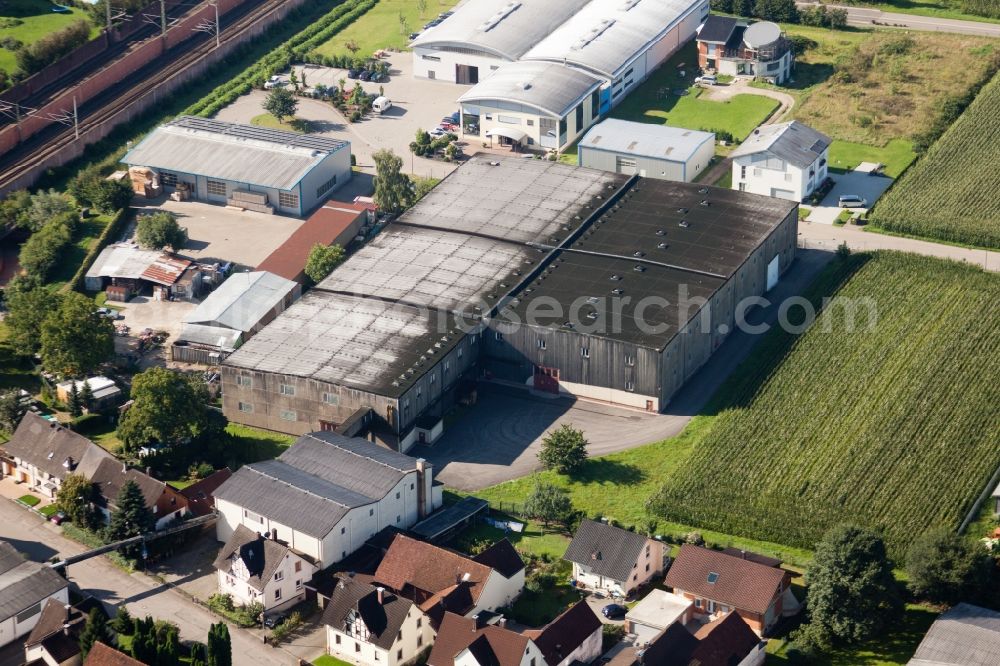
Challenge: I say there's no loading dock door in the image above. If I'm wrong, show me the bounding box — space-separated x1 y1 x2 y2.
456 64 479 84
766 255 780 291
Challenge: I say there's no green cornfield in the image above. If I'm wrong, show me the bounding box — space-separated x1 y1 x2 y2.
869 72 1000 249
649 253 1000 558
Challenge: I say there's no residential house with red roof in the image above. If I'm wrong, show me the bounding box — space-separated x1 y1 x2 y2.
606 612 765 666
82 642 144 666
663 545 799 636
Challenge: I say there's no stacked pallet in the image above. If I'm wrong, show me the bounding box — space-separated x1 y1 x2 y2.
228 189 274 214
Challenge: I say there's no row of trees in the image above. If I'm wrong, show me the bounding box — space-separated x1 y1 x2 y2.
13 19 91 77
708 0 846 27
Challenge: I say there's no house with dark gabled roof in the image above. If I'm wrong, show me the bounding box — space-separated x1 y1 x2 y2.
22 597 105 666
729 120 831 203
0 412 113 499
0 541 69 649
322 575 435 666
213 524 318 614
607 612 764 666
89 458 188 531
663 545 799 636
374 534 524 623
213 431 442 568
427 601 602 666
563 519 665 597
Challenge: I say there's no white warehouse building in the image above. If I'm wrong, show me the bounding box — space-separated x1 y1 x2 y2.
577 118 715 181
212 432 443 568
123 116 351 217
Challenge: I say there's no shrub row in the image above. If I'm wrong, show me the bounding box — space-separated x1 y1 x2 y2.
67 206 129 292
184 0 377 118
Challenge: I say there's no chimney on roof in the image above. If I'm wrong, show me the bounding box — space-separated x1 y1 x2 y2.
63 622 71 637
472 614 484 630
415 458 430 520
377 587 385 605
268 528 277 541
498 617 507 629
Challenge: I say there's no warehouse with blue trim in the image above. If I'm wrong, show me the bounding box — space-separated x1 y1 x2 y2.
122 116 351 217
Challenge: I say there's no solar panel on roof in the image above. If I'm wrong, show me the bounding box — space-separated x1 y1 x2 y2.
170 115 347 153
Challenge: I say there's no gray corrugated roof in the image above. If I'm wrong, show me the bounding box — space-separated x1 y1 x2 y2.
122 116 348 192
1 412 113 481
185 271 297 333
523 0 704 78
730 121 831 168
85 244 166 281
411 0 589 61
458 61 601 117
563 519 648 582
579 118 715 162
908 603 1000 666
176 323 242 350
0 542 67 621
213 434 419 538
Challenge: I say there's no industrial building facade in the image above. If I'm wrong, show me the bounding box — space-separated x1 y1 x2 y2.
578 118 715 182
122 116 351 216
221 156 796 446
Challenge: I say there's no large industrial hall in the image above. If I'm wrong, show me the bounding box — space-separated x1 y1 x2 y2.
221 156 797 450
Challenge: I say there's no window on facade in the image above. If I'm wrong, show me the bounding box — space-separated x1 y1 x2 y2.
295 561 302 573
206 180 227 197
591 90 600 117
625 381 635 392
160 172 178 187
575 103 583 131
236 374 251 387
280 410 296 421
336 635 341 645
645 563 650 572
355 643 361 653
238 402 253 413
315 175 338 199
375 653 380 661
275 571 283 581
498 115 520 125
15 602 41 624
279 383 295 396
422 54 441 61
417 618 422 628
537 338 546 350
278 191 299 209
398 650 403 660
398 631 403 641
244 509 263 523
341 527 347 535
694 598 702 608
581 347 590 359
396 515 401 523
558 117 567 138
526 119 534 127
370 508 374 516
322 392 339 405
396 492 400 499
275 589 282 600
741 165 747 179
625 355 635 366
418 636 423 647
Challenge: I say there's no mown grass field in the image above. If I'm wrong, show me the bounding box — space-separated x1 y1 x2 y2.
0 0 94 74
610 42 779 141
648 252 1000 558
315 0 459 58
827 138 916 178
869 72 1000 249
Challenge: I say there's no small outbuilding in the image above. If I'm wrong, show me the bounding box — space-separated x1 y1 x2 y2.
85 243 201 302
55 376 122 411
577 118 715 181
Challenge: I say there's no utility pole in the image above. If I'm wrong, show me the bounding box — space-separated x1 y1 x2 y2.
160 0 167 35
213 1 220 48
106 0 112 31
72 96 79 140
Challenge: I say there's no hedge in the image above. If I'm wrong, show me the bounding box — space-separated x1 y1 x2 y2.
67 207 129 293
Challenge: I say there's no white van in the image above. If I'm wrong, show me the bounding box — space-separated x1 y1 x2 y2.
372 96 392 114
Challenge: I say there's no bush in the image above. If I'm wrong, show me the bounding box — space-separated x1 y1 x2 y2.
602 625 625 651
15 20 91 76
69 167 133 214
269 611 302 645
136 211 187 251
19 212 75 280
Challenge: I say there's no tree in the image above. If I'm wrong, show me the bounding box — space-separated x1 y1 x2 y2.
538 424 589 474
753 0 799 22
19 213 74 279
70 167 134 214
80 380 95 412
523 483 573 527
14 19 90 75
906 527 993 605
344 39 360 56
794 525 902 652
111 605 133 635
78 608 112 660
40 291 115 377
372 149 414 215
106 480 156 559
398 12 409 36
304 243 346 283
0 390 27 435
410 128 432 156
136 211 187 251
289 69 299 91
118 368 210 452
56 473 98 528
156 624 181 666
207 622 232 666
22 189 74 233
264 87 298 124
0 189 31 229
68 381 83 417
3 285 59 356
417 0 427 18
130 617 157 665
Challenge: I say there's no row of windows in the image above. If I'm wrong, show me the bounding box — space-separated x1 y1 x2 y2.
278 191 299 209
315 174 338 199
161 172 178 187
207 179 227 197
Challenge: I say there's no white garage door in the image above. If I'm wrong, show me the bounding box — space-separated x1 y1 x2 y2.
766 255 780 291
770 188 795 200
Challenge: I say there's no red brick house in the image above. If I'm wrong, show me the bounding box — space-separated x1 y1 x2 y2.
664 545 799 636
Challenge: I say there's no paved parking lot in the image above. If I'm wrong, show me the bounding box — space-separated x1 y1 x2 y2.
215 54 471 180
807 170 894 224
134 199 305 269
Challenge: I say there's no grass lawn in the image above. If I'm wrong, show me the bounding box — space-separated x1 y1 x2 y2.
827 139 916 179
313 656 354 666
0 0 96 74
510 582 582 627
16 494 40 507
712 169 732 188
48 212 115 290
226 423 295 468
853 0 1000 24
250 113 314 133
610 43 778 141
38 503 59 517
167 478 196 490
0 334 40 393
449 513 571 561
315 0 460 58
767 603 939 665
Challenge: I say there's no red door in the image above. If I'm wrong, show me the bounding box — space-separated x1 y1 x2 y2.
534 366 560 394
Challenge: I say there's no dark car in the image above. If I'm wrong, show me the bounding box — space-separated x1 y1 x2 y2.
409 32 420 40
601 603 627 620
49 511 67 525
358 71 372 82
347 68 360 79
443 112 460 124
369 71 384 83
263 613 287 629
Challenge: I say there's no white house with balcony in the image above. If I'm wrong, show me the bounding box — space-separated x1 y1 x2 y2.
730 121 831 202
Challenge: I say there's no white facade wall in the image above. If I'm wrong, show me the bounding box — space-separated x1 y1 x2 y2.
456 637 544 666
551 627 602 666
465 91 600 152
326 606 434 666
473 570 525 614
215 471 424 568
10 459 61 498
24 641 80 666
732 147 828 202
217 550 317 612
0 587 69 649
412 48 508 83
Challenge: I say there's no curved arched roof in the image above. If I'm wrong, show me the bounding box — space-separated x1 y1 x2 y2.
457 61 602 118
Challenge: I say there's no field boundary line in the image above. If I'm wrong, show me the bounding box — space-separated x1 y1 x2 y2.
958 462 1000 534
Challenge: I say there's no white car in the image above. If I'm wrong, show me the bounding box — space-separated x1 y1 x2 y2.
695 74 718 85
264 75 286 90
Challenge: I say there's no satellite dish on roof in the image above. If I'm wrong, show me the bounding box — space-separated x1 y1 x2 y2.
744 21 781 49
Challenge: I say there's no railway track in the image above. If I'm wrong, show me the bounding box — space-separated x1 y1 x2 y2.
0 0 287 192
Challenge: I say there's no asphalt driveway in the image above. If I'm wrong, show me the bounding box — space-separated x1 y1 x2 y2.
808 170 893 224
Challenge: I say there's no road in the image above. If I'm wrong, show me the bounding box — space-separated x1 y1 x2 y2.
0 499 298 666
796 1 1000 37
798 220 1000 272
